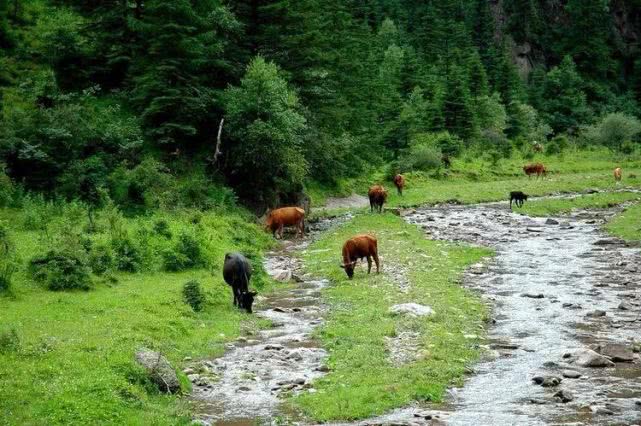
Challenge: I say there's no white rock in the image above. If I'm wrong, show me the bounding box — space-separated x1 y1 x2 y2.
389 303 435 317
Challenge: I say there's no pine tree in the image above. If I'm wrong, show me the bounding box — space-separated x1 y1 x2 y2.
440 65 476 140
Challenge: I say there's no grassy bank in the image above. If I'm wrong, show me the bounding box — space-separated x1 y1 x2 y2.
516 192 641 217
606 203 641 242
293 213 491 421
310 149 641 210
0 205 274 425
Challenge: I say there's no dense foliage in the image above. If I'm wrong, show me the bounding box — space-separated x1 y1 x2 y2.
1 0 641 207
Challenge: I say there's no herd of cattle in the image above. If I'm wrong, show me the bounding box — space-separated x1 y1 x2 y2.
223 165 625 313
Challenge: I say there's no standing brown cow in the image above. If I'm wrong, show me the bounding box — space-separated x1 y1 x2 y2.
265 207 305 239
340 234 380 279
368 185 388 213
614 167 622 183
393 174 405 196
523 163 547 179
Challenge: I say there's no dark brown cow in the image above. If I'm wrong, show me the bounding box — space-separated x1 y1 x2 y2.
368 185 388 213
265 207 305 239
393 174 405 196
223 253 256 313
340 234 380 279
523 163 547 179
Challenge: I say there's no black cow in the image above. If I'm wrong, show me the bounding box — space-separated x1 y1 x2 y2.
509 191 528 209
223 253 256 313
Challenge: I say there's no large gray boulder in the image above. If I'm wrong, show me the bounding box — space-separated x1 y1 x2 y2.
135 348 181 393
569 349 615 368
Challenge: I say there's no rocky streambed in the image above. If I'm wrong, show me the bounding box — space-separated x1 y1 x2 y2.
188 200 641 426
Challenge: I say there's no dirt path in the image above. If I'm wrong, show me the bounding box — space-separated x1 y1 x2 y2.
189 200 641 425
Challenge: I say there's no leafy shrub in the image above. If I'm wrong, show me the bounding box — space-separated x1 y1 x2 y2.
153 219 172 239
546 135 569 155
620 140 636 155
0 166 14 207
0 222 16 293
583 113 641 150
0 328 20 354
29 250 92 291
21 194 54 231
182 280 205 312
89 243 115 275
162 232 204 272
111 236 142 272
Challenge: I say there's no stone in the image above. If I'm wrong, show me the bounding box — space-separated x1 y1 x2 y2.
264 344 284 351
272 269 292 282
554 390 574 403
389 303 435 317
527 227 543 233
586 310 607 318
571 349 615 368
545 218 560 225
521 293 545 299
596 344 635 363
532 376 561 387
134 348 180 393
618 302 634 311
562 370 582 379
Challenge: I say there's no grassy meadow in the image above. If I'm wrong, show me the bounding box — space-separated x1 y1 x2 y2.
293 213 491 420
0 202 274 425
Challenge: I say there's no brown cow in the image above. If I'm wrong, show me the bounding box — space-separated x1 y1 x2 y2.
614 167 622 183
340 234 380 279
368 185 388 213
523 163 547 179
393 174 405 196
265 207 305 239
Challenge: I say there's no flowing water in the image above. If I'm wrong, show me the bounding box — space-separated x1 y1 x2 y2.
189 201 641 426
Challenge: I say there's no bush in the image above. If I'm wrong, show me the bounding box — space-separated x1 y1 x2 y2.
162 231 204 272
546 135 569 155
89 243 115 275
21 194 54 231
0 222 16 293
583 113 641 150
29 250 92 291
620 140 636 155
111 236 142 272
182 280 205 312
153 219 172 239
0 328 20 354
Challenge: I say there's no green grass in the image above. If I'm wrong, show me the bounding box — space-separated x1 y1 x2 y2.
0 207 274 425
606 202 641 242
516 192 641 217
310 149 641 211
293 213 491 421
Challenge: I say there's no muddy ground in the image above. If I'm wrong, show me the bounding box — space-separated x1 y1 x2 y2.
189 200 641 426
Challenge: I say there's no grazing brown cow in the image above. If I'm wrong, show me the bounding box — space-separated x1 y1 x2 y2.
265 207 305 239
614 167 622 183
393 174 405 196
368 185 388 213
340 234 380 279
523 163 547 179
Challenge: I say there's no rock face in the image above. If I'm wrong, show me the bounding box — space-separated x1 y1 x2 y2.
389 303 435 317
570 349 615 368
134 348 180 393
554 389 574 403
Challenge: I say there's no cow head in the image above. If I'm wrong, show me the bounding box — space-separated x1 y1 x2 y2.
239 291 257 313
340 261 358 279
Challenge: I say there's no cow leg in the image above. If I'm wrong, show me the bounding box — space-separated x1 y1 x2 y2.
232 286 239 307
278 224 284 239
367 256 372 274
373 252 380 274
509 198 513 209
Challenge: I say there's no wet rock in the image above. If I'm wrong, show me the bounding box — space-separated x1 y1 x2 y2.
618 301 634 311
389 303 435 317
586 309 607 318
554 390 574 403
585 188 600 194
596 344 635 362
545 218 560 225
527 227 543 233
134 348 180 393
264 344 285 351
532 376 561 387
594 239 619 246
562 303 582 310
570 349 615 367
562 370 582 379
315 365 330 372
272 269 292 282
521 293 545 299
530 398 549 405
